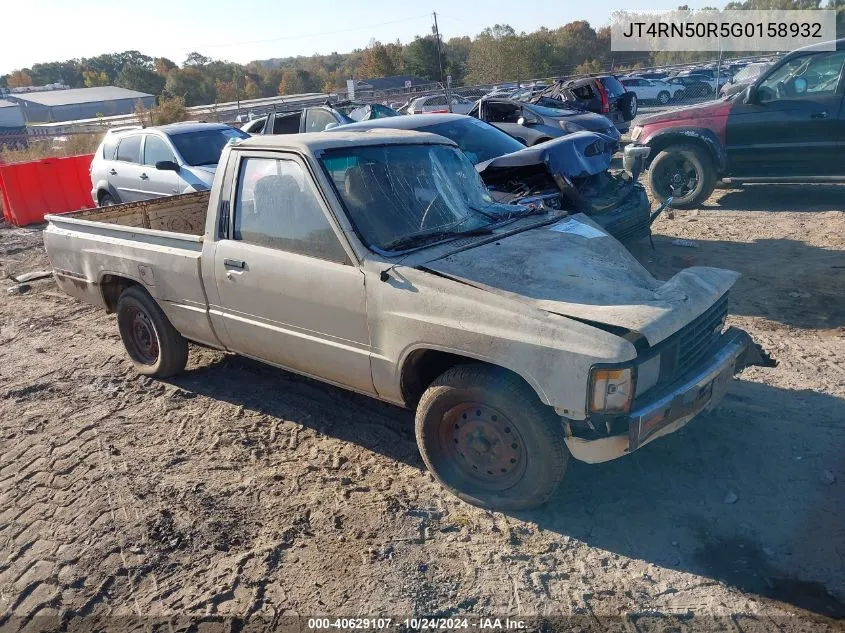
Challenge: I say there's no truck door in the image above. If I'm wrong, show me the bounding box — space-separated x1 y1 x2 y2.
726 49 845 177
209 151 375 394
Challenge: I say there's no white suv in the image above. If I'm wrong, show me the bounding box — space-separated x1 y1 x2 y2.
90 122 248 206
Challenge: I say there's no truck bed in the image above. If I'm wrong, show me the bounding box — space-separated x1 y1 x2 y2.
58 191 210 235
44 190 221 349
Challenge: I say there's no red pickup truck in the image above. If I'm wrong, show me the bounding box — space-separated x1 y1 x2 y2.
626 39 845 208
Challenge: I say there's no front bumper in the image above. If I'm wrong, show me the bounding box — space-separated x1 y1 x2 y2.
566 327 751 463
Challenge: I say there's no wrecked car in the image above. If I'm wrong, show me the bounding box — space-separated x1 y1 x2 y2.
468 97 620 145
44 129 753 511
335 113 656 244
241 101 400 135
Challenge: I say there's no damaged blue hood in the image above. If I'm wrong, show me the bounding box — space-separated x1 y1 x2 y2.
476 130 617 179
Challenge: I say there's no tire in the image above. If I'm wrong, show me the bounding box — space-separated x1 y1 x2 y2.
647 143 717 209
532 137 552 146
116 286 188 378
657 91 670 105
99 192 117 207
415 364 569 511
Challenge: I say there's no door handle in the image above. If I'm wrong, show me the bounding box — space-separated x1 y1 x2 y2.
140 173 149 180
223 258 246 269
810 111 828 119
109 169 117 175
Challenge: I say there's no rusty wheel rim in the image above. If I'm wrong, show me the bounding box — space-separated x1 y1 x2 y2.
439 402 527 492
125 306 159 365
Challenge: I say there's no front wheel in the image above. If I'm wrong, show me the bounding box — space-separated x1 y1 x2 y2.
657 91 670 105
647 144 717 208
415 365 569 510
116 286 188 377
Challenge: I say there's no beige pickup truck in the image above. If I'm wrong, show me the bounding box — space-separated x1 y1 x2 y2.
44 130 752 510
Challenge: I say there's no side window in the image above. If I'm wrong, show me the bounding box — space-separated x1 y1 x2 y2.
304 109 338 133
143 135 175 166
233 157 348 263
428 95 447 106
116 135 141 163
758 51 845 102
102 135 119 160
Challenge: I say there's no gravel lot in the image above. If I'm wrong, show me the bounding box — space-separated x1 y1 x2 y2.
1 183 844 632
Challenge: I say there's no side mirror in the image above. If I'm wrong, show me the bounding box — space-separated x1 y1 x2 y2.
324 122 339 131
743 85 755 104
155 160 180 172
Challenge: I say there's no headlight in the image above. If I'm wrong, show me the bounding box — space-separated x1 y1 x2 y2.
630 125 643 141
589 367 636 414
559 120 585 133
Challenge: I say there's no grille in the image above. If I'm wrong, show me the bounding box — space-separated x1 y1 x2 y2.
659 293 729 383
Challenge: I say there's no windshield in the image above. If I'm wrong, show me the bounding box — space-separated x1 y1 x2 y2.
418 119 525 164
320 144 513 253
169 127 249 166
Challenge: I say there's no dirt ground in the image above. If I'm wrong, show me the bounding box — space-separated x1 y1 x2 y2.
1 183 844 632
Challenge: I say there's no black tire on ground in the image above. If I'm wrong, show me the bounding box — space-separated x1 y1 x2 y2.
657 90 670 105
647 143 717 209
116 286 188 378
415 364 569 511
99 192 117 207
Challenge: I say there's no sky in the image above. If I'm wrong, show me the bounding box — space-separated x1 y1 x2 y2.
1 0 720 75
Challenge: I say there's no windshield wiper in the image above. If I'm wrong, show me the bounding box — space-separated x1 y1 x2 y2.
382 226 493 252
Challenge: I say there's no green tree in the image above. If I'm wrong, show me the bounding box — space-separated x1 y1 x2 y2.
183 52 211 68
165 67 215 106
404 36 444 81
117 66 166 95
277 69 322 95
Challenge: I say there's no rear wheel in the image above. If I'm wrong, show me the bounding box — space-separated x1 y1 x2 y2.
415 364 569 510
648 143 717 208
116 286 188 377
532 137 552 145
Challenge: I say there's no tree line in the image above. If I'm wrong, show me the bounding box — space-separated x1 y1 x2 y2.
2 0 841 107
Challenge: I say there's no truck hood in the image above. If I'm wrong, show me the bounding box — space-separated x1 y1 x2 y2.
422 215 738 346
638 99 731 126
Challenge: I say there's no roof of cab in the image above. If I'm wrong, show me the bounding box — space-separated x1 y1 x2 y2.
234 128 456 153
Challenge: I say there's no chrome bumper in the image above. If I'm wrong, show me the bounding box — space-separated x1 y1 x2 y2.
566 327 751 463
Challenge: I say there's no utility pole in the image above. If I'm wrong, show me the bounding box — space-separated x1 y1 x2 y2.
432 11 450 111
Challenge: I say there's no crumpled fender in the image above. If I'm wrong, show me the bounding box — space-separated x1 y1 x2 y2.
477 131 617 180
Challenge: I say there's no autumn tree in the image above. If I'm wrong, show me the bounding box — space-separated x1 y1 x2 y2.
7 70 33 88
83 70 110 87
360 40 405 78
154 57 177 75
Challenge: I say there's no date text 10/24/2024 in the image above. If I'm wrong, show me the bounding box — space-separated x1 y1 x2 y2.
307 618 527 630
